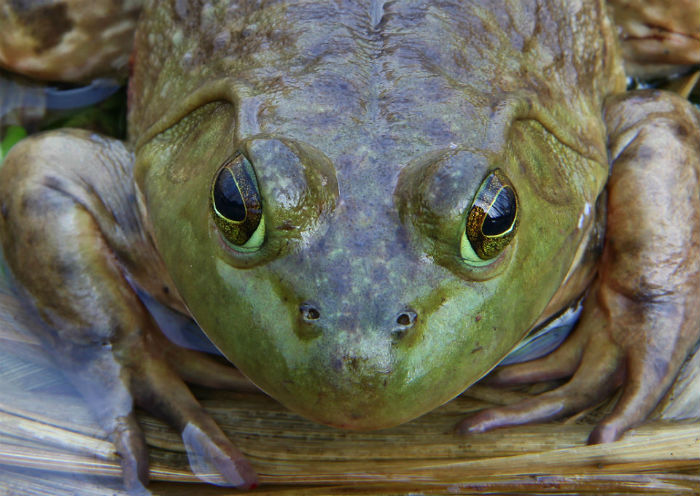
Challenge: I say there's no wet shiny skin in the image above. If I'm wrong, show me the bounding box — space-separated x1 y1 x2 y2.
131 0 620 427
1 0 699 490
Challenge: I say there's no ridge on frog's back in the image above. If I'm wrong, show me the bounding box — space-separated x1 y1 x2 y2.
130 1 624 148
131 0 623 428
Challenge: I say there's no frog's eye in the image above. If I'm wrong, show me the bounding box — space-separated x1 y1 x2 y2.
211 153 265 251
460 170 518 265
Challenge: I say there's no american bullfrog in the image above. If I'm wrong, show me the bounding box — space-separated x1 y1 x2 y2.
1 0 699 491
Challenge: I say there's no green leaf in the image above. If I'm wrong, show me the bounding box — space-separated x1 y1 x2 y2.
1 125 28 163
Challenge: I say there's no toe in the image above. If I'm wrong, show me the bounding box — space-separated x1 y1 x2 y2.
111 413 149 492
165 343 259 392
133 353 259 488
182 422 259 489
459 331 623 435
485 302 606 386
588 350 681 444
486 323 588 386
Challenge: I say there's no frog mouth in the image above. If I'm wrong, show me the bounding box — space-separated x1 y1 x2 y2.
497 295 585 367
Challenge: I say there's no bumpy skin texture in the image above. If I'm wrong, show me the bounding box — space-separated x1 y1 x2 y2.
0 0 143 82
607 0 700 78
0 0 699 490
130 0 622 431
458 91 700 441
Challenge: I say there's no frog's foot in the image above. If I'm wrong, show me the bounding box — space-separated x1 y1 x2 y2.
458 281 694 443
70 332 259 490
130 331 259 488
607 0 700 79
0 130 258 490
456 300 625 440
62 348 151 493
481 314 591 387
459 90 700 444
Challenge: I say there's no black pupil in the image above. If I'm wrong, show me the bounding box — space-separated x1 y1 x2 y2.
482 186 516 236
213 168 246 222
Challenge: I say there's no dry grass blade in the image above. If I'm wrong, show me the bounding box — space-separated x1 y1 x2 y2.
2 397 697 492
0 411 115 460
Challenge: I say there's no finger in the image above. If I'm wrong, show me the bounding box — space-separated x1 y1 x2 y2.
182 422 259 489
62 351 152 492
133 355 259 489
485 300 607 386
485 318 589 386
588 349 682 444
165 344 259 392
111 413 150 493
458 332 623 435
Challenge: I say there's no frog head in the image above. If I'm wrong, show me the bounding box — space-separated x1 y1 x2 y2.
131 1 619 429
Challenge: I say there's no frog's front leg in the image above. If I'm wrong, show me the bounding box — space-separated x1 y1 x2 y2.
0 130 258 490
458 90 700 442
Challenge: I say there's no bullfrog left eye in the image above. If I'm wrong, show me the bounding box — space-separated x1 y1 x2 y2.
460 170 518 265
211 153 265 251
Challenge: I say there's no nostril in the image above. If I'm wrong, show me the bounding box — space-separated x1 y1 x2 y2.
396 310 417 327
300 303 320 321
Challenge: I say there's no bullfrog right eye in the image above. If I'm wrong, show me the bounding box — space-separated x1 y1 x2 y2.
460 169 518 265
211 153 265 251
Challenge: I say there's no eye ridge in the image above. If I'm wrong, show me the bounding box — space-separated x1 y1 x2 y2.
211 153 263 247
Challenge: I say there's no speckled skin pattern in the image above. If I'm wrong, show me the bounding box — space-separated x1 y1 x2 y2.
0 0 142 82
131 0 622 427
1 0 699 490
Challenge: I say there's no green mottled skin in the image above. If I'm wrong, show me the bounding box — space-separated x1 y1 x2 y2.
3 0 699 489
131 0 622 428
